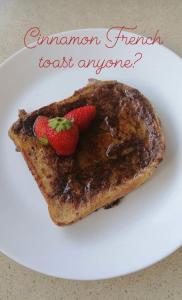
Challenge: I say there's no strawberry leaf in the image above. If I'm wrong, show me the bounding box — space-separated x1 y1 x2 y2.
38 136 49 145
48 117 72 132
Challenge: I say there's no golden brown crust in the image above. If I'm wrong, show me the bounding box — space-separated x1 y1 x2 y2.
9 80 165 225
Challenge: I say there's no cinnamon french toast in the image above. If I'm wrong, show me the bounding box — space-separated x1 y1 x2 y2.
9 80 165 225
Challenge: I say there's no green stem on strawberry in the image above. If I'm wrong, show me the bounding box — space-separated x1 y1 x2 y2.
48 117 73 132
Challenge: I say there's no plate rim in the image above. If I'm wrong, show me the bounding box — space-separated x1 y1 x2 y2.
0 27 182 280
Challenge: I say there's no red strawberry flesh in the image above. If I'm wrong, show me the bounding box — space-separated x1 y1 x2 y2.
46 117 79 156
65 105 96 131
33 116 49 145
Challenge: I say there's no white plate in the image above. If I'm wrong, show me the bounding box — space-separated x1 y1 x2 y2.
0 28 182 280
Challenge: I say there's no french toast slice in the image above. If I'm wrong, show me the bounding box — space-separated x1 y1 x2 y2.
9 80 165 225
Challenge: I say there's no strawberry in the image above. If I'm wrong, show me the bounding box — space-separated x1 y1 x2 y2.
33 116 49 145
65 105 96 132
46 117 79 156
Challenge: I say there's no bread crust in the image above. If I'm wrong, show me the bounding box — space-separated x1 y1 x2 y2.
9 80 165 225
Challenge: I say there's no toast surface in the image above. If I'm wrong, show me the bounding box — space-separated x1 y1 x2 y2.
9 80 165 225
